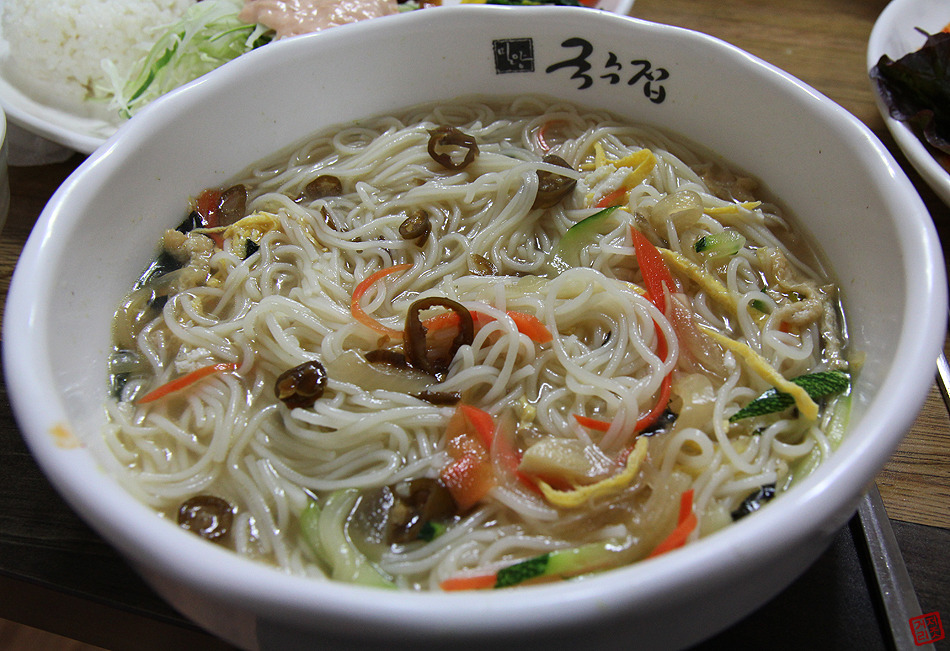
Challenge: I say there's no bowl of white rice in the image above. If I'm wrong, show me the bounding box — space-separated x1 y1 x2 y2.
3 6 946 650
0 0 196 152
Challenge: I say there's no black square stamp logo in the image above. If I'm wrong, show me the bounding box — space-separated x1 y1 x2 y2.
493 38 535 74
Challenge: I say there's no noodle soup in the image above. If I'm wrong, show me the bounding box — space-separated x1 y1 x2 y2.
104 95 850 591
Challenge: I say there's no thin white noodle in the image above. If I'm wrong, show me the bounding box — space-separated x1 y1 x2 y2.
103 95 847 590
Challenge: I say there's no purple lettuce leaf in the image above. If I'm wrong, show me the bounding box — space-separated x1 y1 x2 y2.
870 30 950 155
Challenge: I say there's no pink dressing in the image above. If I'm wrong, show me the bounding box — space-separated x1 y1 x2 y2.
239 0 399 39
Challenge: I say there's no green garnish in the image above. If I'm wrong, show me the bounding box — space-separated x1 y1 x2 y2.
694 230 746 258
496 554 551 587
418 521 447 542
729 370 850 422
550 206 620 271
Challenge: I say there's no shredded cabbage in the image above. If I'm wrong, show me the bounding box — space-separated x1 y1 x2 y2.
100 0 273 118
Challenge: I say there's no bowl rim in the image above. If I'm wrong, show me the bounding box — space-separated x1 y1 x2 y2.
4 5 947 641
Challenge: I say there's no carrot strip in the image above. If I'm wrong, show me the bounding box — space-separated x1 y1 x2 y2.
440 573 497 591
573 374 671 434
506 311 553 343
423 309 552 344
634 374 672 431
138 362 239 404
573 413 612 432
595 186 628 209
422 310 492 333
677 488 695 524
573 313 672 434
350 263 412 338
648 489 697 558
631 227 676 314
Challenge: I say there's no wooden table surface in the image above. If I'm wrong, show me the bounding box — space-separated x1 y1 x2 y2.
1 1 948 650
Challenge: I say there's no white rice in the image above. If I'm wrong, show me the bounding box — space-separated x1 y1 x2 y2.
1 0 193 121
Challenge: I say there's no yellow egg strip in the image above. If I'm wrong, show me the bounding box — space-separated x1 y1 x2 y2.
538 437 649 508
593 141 607 169
581 144 655 173
704 201 761 215
660 249 738 314
618 149 656 190
698 324 819 420
224 211 283 241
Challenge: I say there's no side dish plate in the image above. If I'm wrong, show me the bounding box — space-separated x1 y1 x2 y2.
0 0 634 156
867 0 950 207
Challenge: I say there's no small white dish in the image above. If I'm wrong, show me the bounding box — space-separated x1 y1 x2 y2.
868 0 950 206
0 0 633 156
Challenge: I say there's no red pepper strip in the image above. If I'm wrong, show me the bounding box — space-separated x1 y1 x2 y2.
194 188 226 247
195 189 222 228
595 187 628 209
648 489 697 558
350 263 413 339
138 362 239 404
440 453 495 511
442 406 496 510
459 404 495 449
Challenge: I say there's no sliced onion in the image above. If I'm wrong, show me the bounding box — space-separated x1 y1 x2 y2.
325 350 432 394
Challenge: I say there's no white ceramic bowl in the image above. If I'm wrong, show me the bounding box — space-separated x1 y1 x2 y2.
4 7 946 650
0 105 7 232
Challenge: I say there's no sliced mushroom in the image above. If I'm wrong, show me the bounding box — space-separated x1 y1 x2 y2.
177 495 234 543
398 209 431 245
533 154 577 209
469 254 497 276
427 126 479 170
298 175 343 202
275 360 328 409
219 184 248 224
404 297 475 379
353 478 457 548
